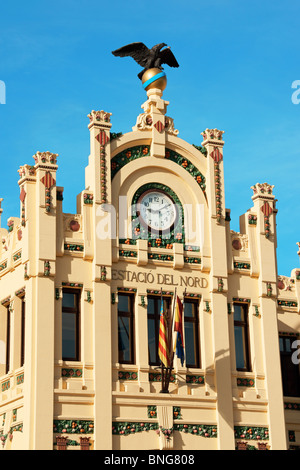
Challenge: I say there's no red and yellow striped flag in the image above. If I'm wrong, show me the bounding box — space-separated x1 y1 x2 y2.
158 300 170 368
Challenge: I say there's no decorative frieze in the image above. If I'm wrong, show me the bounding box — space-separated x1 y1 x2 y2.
112 422 159 436
173 407 182 420
1 380 10 392
148 253 174 262
234 261 251 270
16 374 24 385
53 420 94 434
248 214 257 225
111 145 150 180
0 261 7 272
119 250 137 258
277 300 298 308
15 287 25 297
40 171 56 214
62 282 83 288
233 297 251 303
44 261 50 276
284 402 300 411
61 368 83 378
186 375 205 385
173 423 217 438
149 372 176 382
261 201 273 239
64 243 84 252
184 257 201 264
237 378 255 387
83 193 93 205
118 371 138 381
88 110 112 127
234 426 269 441
20 187 26 227
164 149 206 194
148 406 157 418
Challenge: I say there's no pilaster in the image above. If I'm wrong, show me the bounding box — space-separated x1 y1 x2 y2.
86 111 113 449
251 183 287 449
20 151 58 449
201 128 235 449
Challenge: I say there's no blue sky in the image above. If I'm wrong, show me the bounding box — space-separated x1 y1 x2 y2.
0 0 299 276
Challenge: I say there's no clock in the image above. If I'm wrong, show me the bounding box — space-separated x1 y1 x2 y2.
137 189 177 232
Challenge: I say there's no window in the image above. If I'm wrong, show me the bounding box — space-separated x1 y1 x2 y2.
5 306 10 374
279 335 300 397
147 295 171 366
20 298 25 367
118 293 135 364
234 303 251 371
62 289 80 361
184 299 200 368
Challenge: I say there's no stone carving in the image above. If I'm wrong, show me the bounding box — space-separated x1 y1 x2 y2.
88 110 112 127
251 182 274 196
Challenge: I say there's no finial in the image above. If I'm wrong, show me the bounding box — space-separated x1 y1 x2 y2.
111 42 179 93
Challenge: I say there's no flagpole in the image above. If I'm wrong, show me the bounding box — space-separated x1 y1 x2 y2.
163 287 176 392
159 288 167 393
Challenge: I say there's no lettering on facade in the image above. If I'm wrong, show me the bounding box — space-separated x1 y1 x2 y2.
112 269 208 288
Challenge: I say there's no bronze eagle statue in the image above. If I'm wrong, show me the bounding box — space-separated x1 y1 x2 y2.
112 42 179 80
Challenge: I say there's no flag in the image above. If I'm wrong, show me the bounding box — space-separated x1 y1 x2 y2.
158 299 170 368
174 296 185 366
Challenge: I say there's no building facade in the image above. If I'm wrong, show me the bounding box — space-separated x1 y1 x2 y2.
0 71 299 450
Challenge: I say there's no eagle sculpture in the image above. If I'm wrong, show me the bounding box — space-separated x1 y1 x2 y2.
112 42 179 80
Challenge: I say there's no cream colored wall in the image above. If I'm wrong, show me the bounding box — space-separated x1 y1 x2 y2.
0 84 299 450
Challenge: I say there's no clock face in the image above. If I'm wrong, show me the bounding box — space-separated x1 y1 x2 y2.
137 189 177 232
